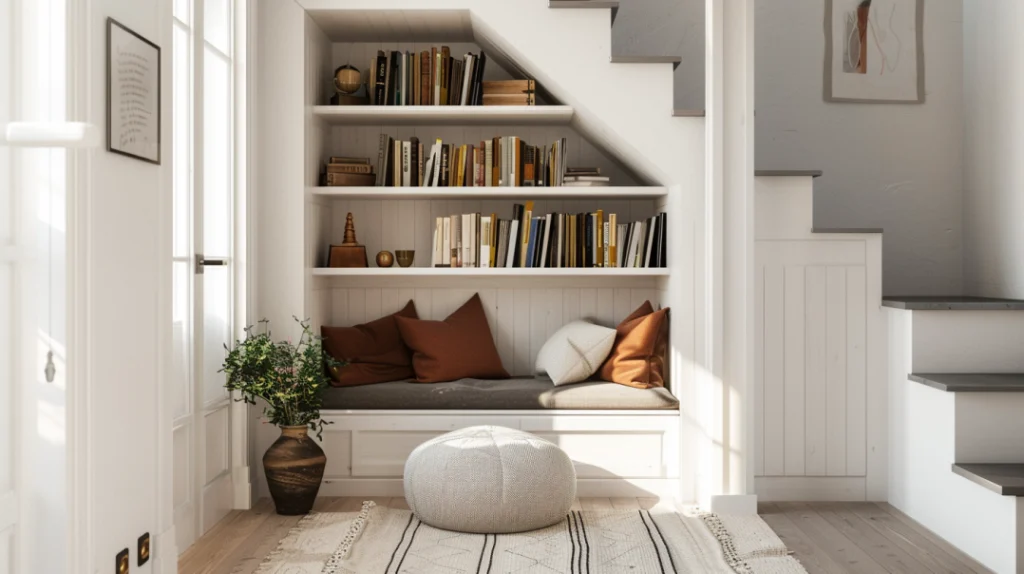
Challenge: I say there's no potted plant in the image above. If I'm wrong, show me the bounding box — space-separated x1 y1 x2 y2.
221 317 341 515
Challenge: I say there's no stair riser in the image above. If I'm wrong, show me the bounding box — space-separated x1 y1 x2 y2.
911 311 1024 372
955 393 1024 463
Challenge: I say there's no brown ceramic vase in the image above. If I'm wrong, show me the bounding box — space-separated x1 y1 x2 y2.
263 425 326 515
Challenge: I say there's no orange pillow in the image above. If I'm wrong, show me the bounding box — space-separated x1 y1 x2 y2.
321 300 418 386
395 293 510 383
598 300 669 389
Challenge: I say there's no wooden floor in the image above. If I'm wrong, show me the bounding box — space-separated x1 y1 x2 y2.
178 498 993 574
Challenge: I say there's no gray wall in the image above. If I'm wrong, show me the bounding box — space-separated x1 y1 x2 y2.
619 0 965 294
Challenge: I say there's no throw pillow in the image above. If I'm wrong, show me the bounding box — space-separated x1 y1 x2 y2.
395 293 510 383
535 320 616 386
598 300 670 389
320 300 418 386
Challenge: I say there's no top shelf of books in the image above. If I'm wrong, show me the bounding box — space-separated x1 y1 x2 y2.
312 105 575 126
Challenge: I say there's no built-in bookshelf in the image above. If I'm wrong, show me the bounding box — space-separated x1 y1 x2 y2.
308 187 667 200
311 267 669 277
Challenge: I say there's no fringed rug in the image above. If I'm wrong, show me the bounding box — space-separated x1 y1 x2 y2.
250 501 806 574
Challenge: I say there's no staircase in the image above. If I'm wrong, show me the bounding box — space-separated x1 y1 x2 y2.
887 298 1024 573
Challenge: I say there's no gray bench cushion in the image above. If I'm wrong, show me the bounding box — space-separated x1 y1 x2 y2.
321 377 679 410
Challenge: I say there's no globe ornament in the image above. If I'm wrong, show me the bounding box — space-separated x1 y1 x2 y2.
334 64 362 95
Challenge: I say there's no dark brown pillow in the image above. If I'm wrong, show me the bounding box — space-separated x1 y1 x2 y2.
598 300 669 389
320 300 418 387
395 293 510 383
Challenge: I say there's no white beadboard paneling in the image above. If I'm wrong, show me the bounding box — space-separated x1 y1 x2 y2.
762 265 785 476
803 266 828 476
754 266 765 476
783 266 805 476
845 267 867 476
825 266 847 476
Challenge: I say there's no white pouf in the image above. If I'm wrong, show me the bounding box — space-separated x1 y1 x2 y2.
403 425 577 533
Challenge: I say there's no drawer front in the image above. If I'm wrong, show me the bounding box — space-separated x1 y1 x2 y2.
532 431 670 478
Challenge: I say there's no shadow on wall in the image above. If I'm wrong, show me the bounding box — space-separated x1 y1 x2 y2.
612 0 705 110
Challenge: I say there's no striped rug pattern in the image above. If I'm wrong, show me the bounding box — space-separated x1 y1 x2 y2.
251 502 806 574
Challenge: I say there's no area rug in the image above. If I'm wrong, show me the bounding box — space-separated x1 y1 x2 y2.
249 501 806 574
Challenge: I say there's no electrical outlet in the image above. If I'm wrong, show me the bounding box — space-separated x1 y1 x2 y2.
116 548 129 574
137 532 151 566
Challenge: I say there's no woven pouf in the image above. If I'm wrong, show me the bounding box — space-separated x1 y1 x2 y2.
403 425 577 533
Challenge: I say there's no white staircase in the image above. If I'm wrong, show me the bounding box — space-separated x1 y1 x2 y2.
887 301 1024 573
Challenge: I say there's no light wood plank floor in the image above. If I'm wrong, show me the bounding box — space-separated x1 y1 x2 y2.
178 498 993 574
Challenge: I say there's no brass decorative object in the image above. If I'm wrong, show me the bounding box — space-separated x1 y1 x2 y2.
396 250 415 268
333 64 362 94
328 213 368 268
376 250 395 268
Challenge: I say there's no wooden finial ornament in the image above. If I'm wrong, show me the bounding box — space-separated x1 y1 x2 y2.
342 212 359 246
327 212 369 268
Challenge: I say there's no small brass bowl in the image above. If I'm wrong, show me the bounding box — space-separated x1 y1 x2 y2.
395 250 415 268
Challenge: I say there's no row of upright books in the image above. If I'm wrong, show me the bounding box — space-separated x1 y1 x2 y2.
367 47 538 107
431 203 667 269
373 135 580 187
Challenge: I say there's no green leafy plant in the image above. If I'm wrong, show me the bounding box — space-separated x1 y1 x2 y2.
221 317 342 438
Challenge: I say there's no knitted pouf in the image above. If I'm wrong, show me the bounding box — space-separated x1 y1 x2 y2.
403 425 577 533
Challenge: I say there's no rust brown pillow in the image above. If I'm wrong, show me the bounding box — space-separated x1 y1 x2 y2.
598 300 670 389
320 300 418 386
395 293 510 383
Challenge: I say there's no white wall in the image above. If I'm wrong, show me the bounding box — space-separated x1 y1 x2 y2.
963 0 1024 299
755 0 965 295
80 0 173 571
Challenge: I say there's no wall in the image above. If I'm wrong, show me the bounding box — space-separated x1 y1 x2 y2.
755 0 964 295
81 0 173 571
962 0 1024 299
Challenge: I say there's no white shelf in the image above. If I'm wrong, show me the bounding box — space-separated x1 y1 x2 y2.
312 105 574 126
309 186 667 200
311 267 668 277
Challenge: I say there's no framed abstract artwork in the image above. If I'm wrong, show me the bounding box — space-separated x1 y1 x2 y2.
825 0 924 103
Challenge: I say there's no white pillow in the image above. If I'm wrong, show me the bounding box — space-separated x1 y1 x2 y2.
535 320 617 386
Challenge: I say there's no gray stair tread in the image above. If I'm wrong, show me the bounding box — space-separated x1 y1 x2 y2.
910 373 1024 392
882 295 1024 310
812 227 883 234
952 463 1024 496
611 56 682 70
673 109 706 117
755 169 823 178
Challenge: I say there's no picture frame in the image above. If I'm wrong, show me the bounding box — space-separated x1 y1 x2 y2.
107 18 161 164
824 0 925 104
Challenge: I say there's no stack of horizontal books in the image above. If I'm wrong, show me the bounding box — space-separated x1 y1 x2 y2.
373 135 576 187
431 202 667 268
562 167 610 187
481 80 536 106
321 156 375 186
368 47 487 106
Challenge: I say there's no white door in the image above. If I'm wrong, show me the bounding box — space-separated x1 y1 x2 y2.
172 0 241 552
0 0 96 572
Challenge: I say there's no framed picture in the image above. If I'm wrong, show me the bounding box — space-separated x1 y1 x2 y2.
107 18 161 163
825 0 924 103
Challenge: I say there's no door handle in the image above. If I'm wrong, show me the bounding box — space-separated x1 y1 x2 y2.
195 255 227 274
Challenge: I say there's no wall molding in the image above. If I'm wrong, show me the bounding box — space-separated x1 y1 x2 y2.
754 476 867 502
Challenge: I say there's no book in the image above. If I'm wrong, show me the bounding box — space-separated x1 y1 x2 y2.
402 140 411 186
595 209 604 267
519 201 534 267
440 46 451 104
373 51 387 105
608 214 617 267
461 213 472 267
325 172 375 186
471 51 486 105
460 54 475 105
658 212 667 267
451 214 461 267
434 50 442 105
329 156 370 164
505 218 519 268
442 217 451 267
482 79 536 95
480 215 492 268
482 93 535 106
562 181 610 187
326 163 372 174
524 217 537 268
413 138 422 186
433 217 443 266
440 145 450 187
540 213 552 268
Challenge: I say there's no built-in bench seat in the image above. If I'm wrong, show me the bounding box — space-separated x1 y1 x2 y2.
321 377 679 411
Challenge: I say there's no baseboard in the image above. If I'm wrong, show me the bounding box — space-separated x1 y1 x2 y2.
755 476 866 501
233 465 252 509
319 477 679 499
153 524 178 574
709 494 758 515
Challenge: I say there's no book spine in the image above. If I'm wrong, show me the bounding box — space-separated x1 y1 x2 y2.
442 217 451 267
452 214 461 267
440 46 451 104
325 164 373 174
375 133 387 187
461 214 471 267
440 145 450 187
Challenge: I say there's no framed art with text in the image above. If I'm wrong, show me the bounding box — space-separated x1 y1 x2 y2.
107 18 161 163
